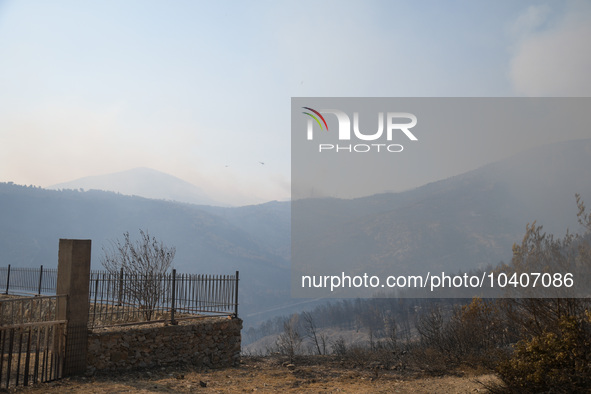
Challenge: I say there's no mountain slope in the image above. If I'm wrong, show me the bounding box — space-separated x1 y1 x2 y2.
293 139 591 294
49 167 219 206
0 184 289 321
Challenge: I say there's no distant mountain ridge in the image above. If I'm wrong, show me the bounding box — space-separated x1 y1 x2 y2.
2 138 590 323
0 183 291 323
49 167 220 206
293 138 591 296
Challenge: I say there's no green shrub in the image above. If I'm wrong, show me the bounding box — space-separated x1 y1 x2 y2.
497 313 591 393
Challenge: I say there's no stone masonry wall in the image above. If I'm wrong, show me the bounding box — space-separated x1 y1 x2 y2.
86 316 242 373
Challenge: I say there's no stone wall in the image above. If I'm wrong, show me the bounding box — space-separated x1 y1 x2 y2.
86 316 242 373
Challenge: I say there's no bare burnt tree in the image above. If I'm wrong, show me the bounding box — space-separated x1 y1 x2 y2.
101 229 175 320
415 305 446 353
302 311 327 355
276 315 303 361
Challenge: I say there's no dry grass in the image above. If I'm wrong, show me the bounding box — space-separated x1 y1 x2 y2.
10 355 501 393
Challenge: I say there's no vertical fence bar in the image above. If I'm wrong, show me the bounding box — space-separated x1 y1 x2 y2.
0 330 5 386
99 273 105 324
196 275 201 311
234 271 239 317
33 325 41 384
213 276 218 311
203 275 211 312
5 265 10 295
108 272 114 323
15 328 23 386
187 275 195 313
48 327 54 382
226 275 231 310
92 276 99 328
207 275 213 312
209 275 214 312
179 274 184 314
56 323 63 380
118 268 123 307
6 328 14 388
224 275 229 313
171 269 177 325
23 328 32 386
37 265 43 295
42 326 49 382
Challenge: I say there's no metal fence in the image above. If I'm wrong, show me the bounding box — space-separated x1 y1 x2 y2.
0 266 239 328
0 295 67 387
0 266 57 296
0 294 65 326
88 269 239 328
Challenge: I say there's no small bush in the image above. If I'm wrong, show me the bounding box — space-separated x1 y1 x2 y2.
414 298 511 371
331 336 347 356
497 313 591 393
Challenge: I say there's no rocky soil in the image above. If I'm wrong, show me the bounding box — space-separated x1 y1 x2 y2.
11 355 501 393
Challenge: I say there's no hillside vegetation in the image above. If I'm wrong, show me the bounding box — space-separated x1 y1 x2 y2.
248 195 591 392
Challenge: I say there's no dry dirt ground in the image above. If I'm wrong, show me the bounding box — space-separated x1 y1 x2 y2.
10 356 501 393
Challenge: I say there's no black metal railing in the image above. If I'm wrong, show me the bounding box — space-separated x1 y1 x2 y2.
0 266 239 328
0 266 57 296
0 295 66 326
88 269 239 328
0 295 67 387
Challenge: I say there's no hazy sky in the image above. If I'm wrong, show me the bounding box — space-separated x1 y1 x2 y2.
1 1 590 205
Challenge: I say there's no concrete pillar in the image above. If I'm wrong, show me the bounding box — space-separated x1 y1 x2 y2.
56 239 92 375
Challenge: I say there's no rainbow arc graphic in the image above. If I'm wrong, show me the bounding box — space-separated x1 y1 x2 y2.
302 107 328 131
